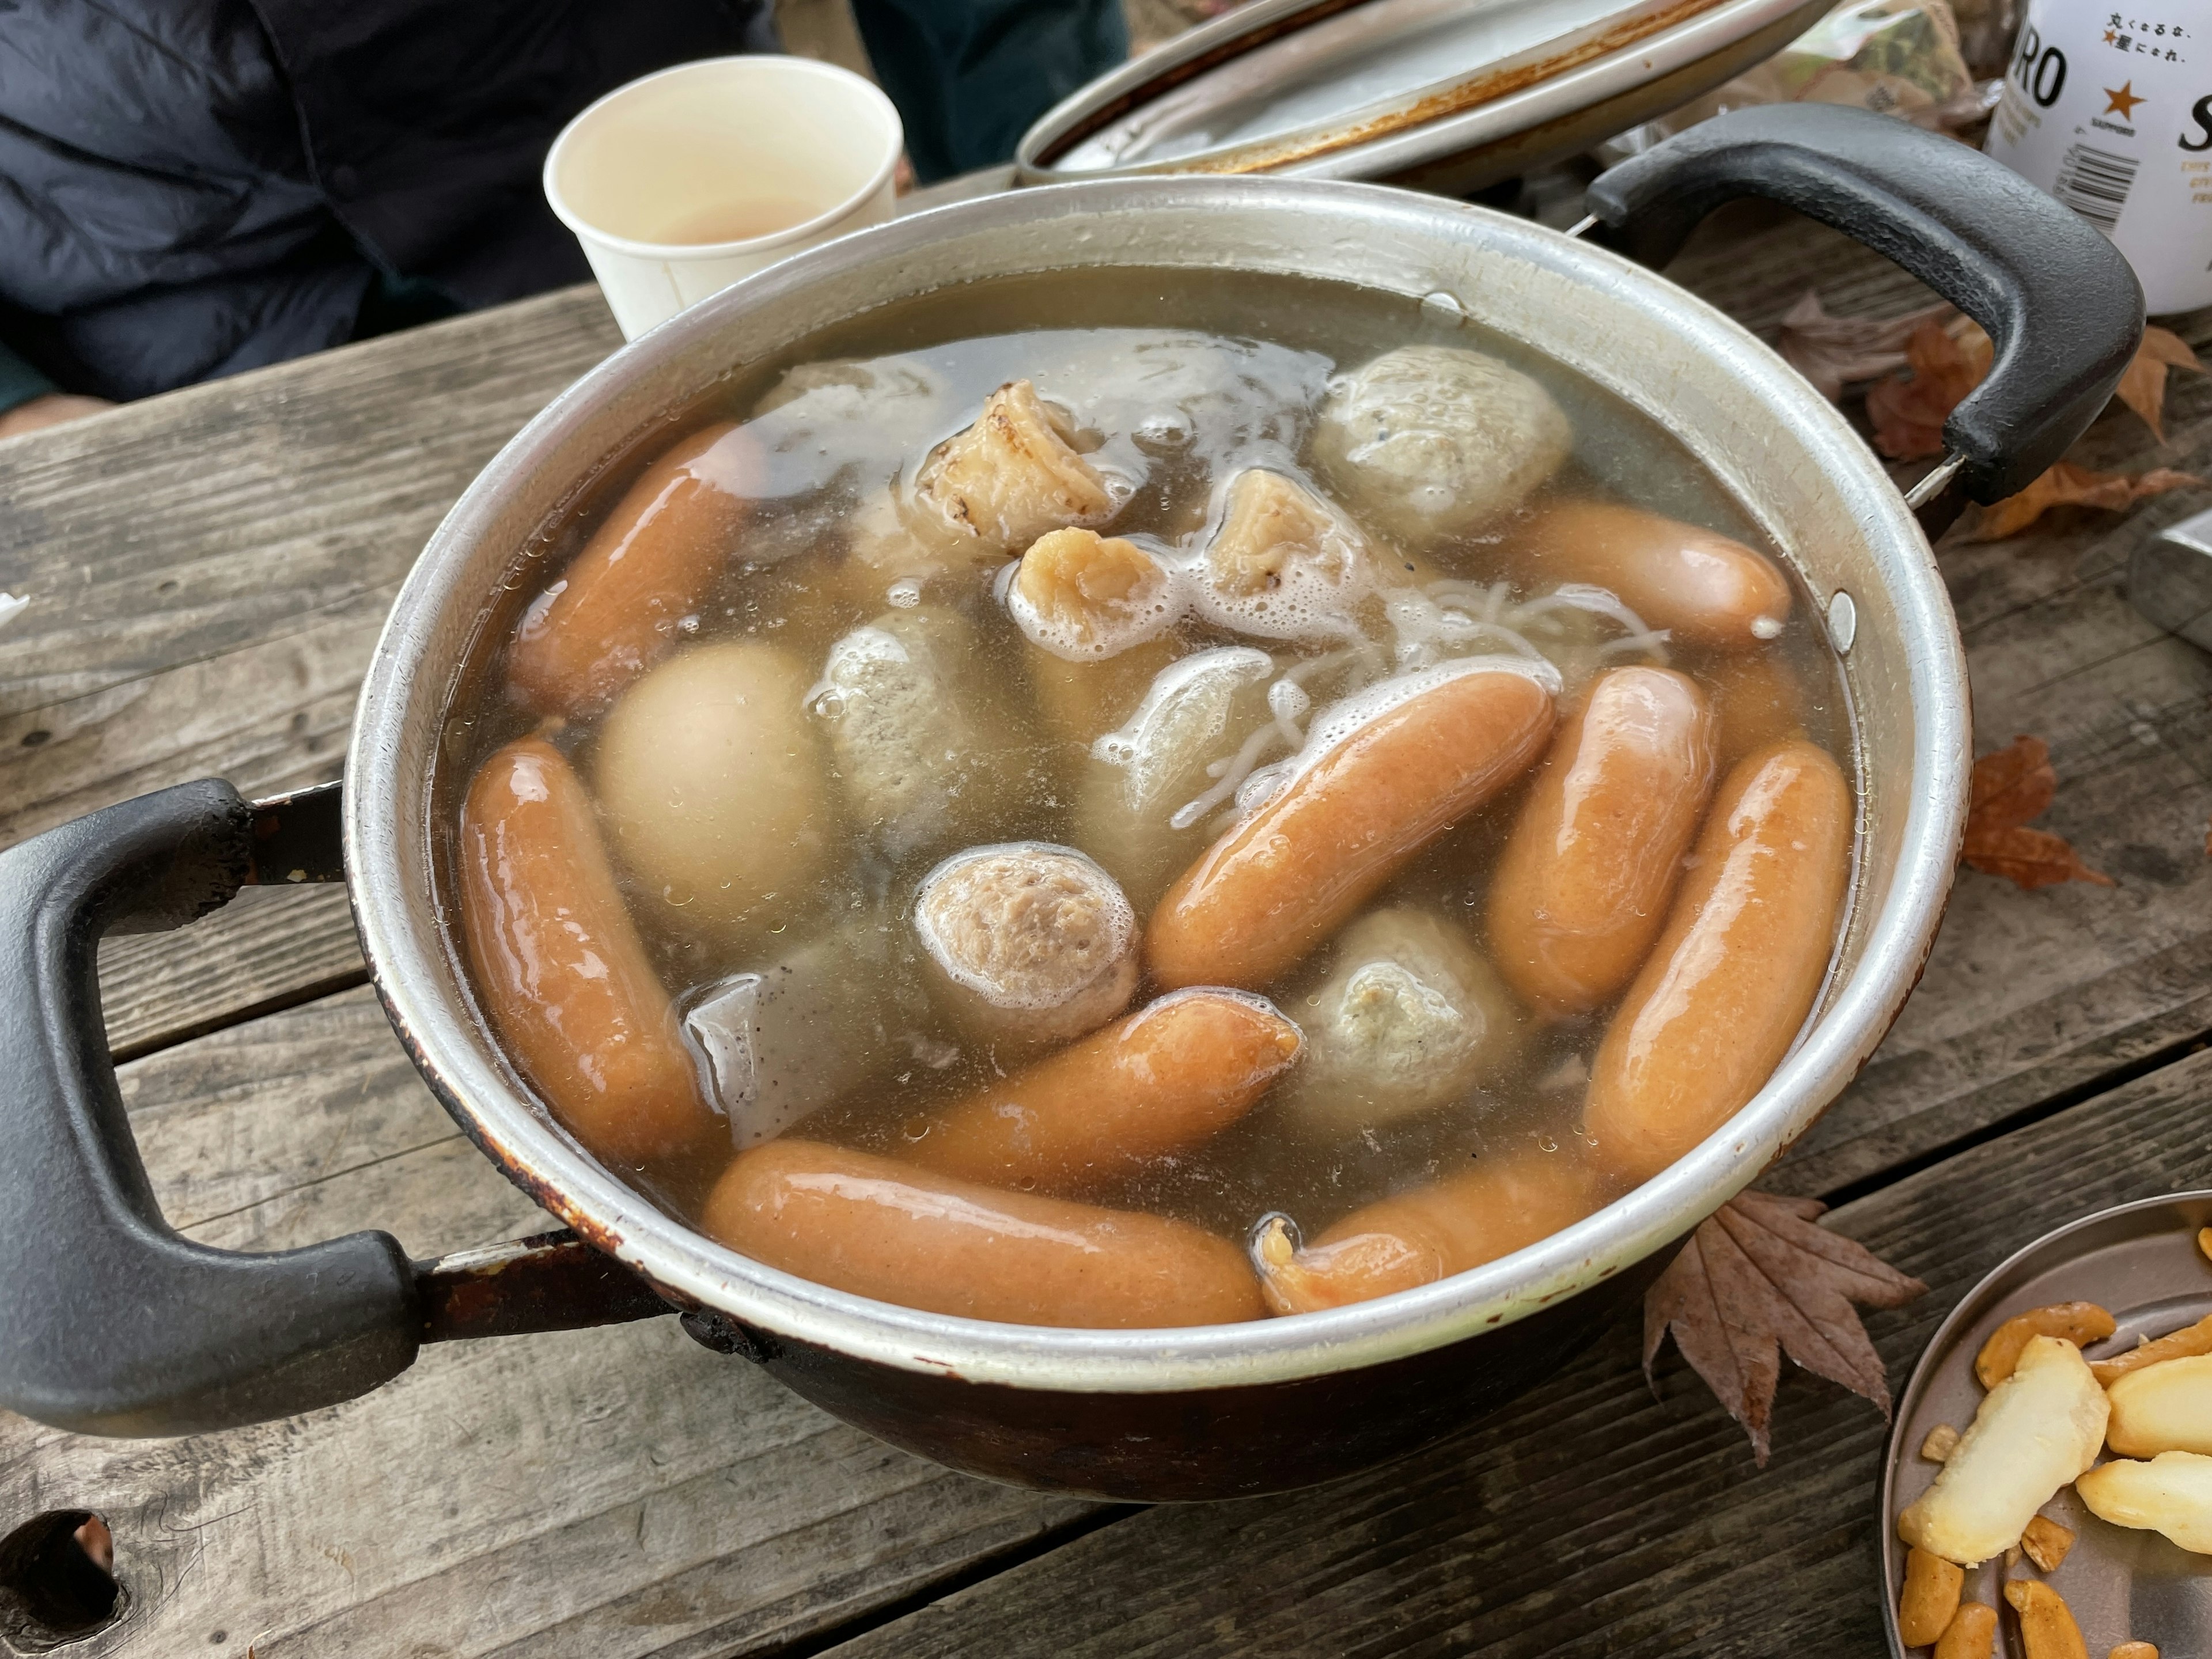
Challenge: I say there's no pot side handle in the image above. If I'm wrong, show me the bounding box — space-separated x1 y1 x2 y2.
1584 102 2145 509
0 779 674 1438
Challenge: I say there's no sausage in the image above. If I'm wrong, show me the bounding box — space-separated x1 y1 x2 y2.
904 989 1301 1192
1487 666 1718 1019
458 737 715 1164
1254 1148 1606 1315
1509 501 1792 651
912 842 1141 1048
592 641 833 948
1146 661 1558 992
507 422 764 715
702 1139 1266 1327
1696 648 1809 770
1581 738 1853 1184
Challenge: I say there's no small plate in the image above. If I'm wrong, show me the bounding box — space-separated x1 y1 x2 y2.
1880 1192 2212 1656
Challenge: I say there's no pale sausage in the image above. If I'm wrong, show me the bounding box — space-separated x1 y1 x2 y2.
1509 501 1791 651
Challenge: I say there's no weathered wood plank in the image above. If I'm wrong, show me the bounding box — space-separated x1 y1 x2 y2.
0 986 1091 1658
810 1028 2212 1658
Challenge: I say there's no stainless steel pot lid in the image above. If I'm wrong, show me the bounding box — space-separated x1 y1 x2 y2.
1016 0 1830 192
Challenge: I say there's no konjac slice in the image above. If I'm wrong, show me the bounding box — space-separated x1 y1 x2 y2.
459 737 715 1164
508 422 763 715
1487 665 1718 1019
1253 1148 1607 1314
904 990 1301 1193
1147 660 1558 992
1581 738 1851 1184
703 1139 1265 1327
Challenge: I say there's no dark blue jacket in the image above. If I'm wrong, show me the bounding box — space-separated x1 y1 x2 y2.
0 0 775 403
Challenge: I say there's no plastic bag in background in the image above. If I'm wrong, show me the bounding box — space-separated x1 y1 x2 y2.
1600 0 1989 159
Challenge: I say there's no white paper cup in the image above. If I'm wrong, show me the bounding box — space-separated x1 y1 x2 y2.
545 56 903 340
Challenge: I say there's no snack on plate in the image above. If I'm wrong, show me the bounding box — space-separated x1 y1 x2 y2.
2075 1451 2212 1554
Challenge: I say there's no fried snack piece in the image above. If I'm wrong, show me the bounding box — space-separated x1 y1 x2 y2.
2020 1514 2075 1573
1279 907 1522 1138
905 990 1301 1193
2077 1451 2212 1554
703 1140 1265 1327
1581 739 1852 1183
1897 1336 2109 1566
1975 1302 2118 1389
913 380 1116 551
914 843 1140 1047
1194 469 1377 639
2094 1310 2212 1385
815 605 1018 860
1487 665 1718 1019
1922 1423 1961 1463
1508 501 1793 651
1898 1546 1964 1646
1313 344 1572 540
1148 661 1558 991
1935 1602 1997 1659
459 738 715 1164
1075 645 1276 909
2003 1580 2089 1659
2108 1643 2160 1659
509 422 763 715
594 641 832 946
2105 1353 2212 1456
2200 1226 2211 1263
1253 1149 1606 1315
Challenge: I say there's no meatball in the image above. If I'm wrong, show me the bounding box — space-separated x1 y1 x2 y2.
813 605 1018 861
1313 345 1571 541
1281 907 1523 1137
914 842 1141 1047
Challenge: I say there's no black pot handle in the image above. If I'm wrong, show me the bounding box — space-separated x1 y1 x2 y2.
0 779 674 1437
1585 103 2146 509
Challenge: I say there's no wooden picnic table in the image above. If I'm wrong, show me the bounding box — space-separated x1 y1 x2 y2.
4 189 2211 1659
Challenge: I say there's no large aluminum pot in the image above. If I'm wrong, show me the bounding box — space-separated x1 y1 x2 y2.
0 107 2142 1499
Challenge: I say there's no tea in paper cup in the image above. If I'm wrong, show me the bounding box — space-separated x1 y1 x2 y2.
545 56 903 339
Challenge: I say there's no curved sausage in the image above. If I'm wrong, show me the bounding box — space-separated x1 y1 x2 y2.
905 990 1301 1192
1146 664 1557 992
1510 501 1792 651
1255 1149 1607 1315
1581 738 1852 1184
1487 666 1718 1019
507 422 764 715
702 1139 1266 1327
458 737 715 1164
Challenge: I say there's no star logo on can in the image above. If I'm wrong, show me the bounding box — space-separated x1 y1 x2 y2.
2105 80 2146 119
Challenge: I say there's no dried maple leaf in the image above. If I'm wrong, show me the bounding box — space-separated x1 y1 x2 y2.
1961 734 2113 891
1775 292 1953 403
1866 316 1993 460
1961 462 2203 542
2114 325 2206 444
1644 1188 1926 1465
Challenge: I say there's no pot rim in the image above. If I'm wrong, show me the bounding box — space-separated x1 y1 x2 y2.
347 175 1969 1395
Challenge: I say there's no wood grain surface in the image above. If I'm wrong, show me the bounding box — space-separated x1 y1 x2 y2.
5 197 2212 1659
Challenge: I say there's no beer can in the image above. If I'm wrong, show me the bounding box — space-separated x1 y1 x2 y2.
1984 1 2212 313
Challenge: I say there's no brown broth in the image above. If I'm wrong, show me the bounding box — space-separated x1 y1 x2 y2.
441 266 1851 1305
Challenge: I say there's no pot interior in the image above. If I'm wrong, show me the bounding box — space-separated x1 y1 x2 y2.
349 177 1965 1395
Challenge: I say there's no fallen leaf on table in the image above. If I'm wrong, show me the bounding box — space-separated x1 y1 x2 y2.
1866 316 1993 460
1961 462 2203 541
2115 324 2206 443
1961 734 2113 891
1643 1188 1927 1465
1775 291 1955 403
